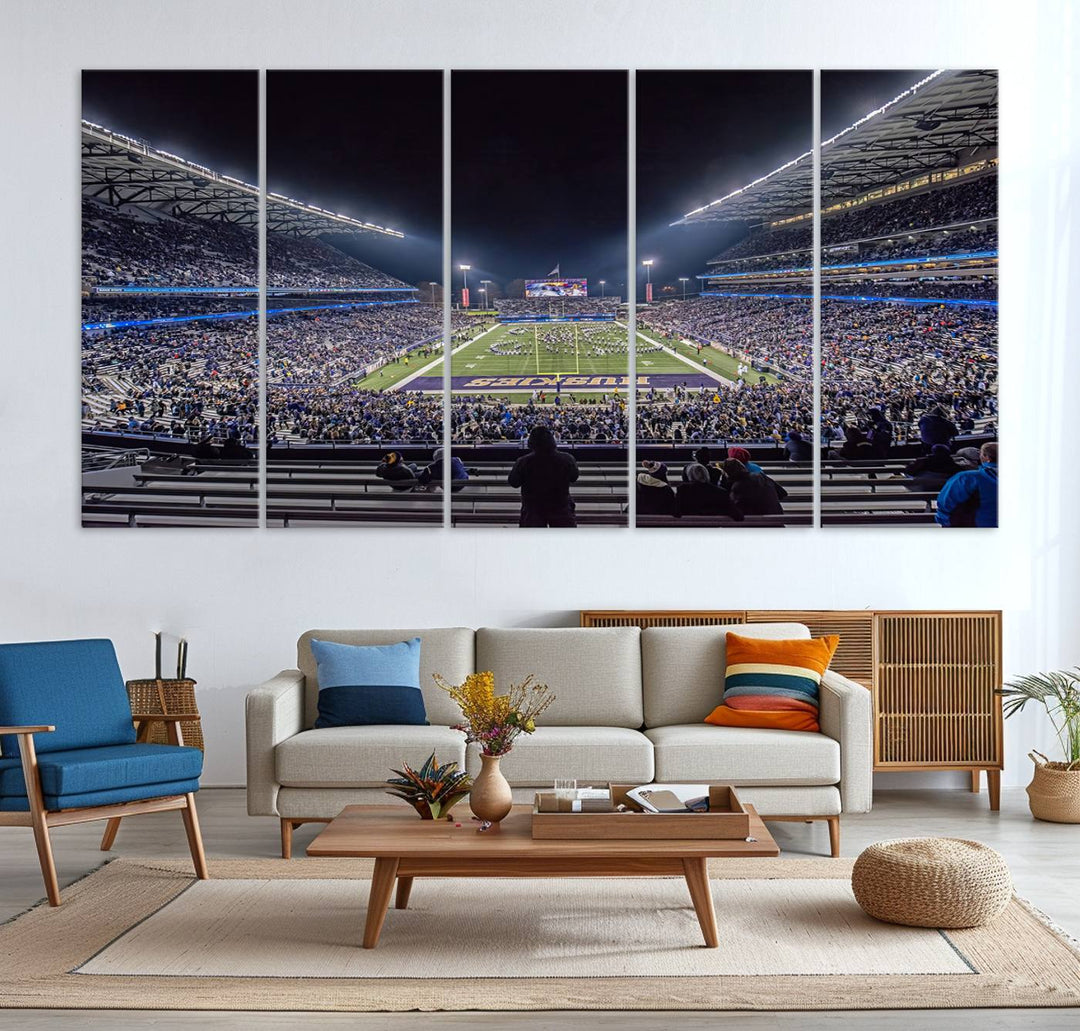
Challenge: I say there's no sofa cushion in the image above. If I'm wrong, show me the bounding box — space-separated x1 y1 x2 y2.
310 638 428 729
641 623 811 728
466 726 654 787
298 629 473 730
475 627 643 728
645 724 840 785
0 639 136 757
276 725 467 788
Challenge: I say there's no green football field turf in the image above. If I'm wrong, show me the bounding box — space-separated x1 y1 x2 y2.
355 321 779 395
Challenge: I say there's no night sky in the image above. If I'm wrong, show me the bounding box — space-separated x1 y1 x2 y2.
637 70 811 300
268 71 443 287
452 71 628 301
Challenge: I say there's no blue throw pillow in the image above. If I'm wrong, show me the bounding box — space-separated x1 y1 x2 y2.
311 638 428 728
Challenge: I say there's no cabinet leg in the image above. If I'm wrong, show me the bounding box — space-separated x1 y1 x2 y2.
986 769 1001 811
970 769 981 793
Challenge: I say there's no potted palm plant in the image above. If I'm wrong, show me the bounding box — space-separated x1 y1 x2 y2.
1000 668 1080 823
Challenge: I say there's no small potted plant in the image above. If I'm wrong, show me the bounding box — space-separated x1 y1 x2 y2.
434 670 555 825
385 752 472 820
1000 668 1080 823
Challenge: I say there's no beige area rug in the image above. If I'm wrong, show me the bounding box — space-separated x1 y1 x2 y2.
1 857 1078 1011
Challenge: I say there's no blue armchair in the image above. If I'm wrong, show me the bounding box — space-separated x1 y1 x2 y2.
0 639 208 906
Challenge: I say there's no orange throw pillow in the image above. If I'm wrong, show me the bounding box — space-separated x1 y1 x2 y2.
704 633 839 733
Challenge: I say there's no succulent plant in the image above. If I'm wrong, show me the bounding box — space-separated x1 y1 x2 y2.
385 751 472 819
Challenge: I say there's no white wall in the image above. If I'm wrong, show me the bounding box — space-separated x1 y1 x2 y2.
1 0 1077 788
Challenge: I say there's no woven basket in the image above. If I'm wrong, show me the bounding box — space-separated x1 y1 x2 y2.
1027 751 1080 823
125 678 203 751
852 837 1012 928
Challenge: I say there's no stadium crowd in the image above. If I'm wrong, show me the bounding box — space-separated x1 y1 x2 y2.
493 297 620 318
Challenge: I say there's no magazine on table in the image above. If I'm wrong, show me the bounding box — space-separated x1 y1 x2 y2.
626 784 711 813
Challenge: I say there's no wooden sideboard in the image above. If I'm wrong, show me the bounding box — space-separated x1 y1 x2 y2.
580 609 1004 809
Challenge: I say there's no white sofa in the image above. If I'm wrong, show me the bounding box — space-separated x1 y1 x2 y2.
246 623 872 857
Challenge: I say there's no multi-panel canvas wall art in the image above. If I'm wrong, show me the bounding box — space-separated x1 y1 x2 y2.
80 68 997 530
81 71 259 527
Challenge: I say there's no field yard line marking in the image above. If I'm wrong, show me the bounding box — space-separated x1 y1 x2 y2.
389 322 501 391
634 329 734 387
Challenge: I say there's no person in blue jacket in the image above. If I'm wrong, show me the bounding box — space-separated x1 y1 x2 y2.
936 442 998 527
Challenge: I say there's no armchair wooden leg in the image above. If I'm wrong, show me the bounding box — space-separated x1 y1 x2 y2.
827 816 841 858
181 793 209 880
16 731 61 906
281 818 294 860
100 817 122 851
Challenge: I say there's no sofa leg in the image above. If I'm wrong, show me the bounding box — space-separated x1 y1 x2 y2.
827 816 841 858
181 793 209 880
281 818 293 860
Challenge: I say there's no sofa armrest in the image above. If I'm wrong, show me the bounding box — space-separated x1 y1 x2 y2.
245 669 304 817
819 669 873 813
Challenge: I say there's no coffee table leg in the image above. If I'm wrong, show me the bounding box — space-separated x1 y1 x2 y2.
395 876 414 910
683 857 719 948
363 857 399 948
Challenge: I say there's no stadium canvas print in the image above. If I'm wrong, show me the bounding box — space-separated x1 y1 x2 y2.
635 71 813 527
447 71 630 528
266 71 444 527
819 70 998 527
82 71 259 527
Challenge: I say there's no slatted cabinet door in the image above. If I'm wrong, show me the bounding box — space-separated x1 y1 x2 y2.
579 611 746 629
745 610 874 688
873 612 1002 769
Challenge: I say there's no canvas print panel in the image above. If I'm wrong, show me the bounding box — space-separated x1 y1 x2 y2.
818 70 998 527
265 71 444 527
81 71 259 528
635 71 814 527
447 70 630 528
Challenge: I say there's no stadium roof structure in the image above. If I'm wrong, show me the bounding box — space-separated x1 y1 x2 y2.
82 120 404 238
672 69 998 228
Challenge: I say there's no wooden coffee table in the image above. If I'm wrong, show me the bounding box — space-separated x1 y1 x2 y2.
307 803 779 949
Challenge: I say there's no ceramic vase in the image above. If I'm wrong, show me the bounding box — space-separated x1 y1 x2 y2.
469 752 513 824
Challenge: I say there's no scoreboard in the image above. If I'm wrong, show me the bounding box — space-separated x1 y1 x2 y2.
525 278 588 298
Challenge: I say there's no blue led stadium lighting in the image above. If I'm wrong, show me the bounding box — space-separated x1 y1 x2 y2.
82 298 417 332
697 250 998 280
697 291 998 308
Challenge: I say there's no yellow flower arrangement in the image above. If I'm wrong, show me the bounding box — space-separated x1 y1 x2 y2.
434 670 554 756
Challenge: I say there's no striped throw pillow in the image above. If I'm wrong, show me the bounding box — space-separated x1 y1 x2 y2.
704 633 839 733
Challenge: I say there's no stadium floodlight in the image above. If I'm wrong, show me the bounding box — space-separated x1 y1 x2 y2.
598 280 606 298
679 276 690 300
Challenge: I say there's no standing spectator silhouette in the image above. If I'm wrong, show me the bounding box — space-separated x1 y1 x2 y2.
507 426 579 527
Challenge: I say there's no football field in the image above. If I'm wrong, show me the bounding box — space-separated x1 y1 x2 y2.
371 321 778 397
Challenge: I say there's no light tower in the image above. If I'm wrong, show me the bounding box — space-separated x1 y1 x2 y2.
679 276 689 300
480 279 492 310
642 259 654 303
598 279 606 298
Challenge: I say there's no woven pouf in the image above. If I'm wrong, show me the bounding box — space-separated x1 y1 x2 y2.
852 837 1013 928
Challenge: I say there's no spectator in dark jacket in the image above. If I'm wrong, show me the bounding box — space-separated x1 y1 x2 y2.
866 408 894 459
919 406 959 452
418 447 469 492
727 446 764 476
936 441 998 527
722 459 784 515
682 446 722 485
375 451 419 491
675 463 743 520
904 444 963 494
784 431 813 462
507 426 579 527
636 460 676 516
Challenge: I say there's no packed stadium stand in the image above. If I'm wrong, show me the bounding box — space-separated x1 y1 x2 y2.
494 297 620 319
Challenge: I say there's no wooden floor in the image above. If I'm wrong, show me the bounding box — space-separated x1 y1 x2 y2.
1 787 1077 1030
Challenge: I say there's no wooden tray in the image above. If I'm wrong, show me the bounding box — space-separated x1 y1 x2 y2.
531 784 751 840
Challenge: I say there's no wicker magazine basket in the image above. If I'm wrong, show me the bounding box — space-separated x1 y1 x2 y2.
1027 751 1080 823
125 678 203 751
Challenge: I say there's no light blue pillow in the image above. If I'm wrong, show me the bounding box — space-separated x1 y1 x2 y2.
311 637 427 728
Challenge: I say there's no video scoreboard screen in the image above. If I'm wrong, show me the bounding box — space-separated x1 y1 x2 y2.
525 278 588 298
